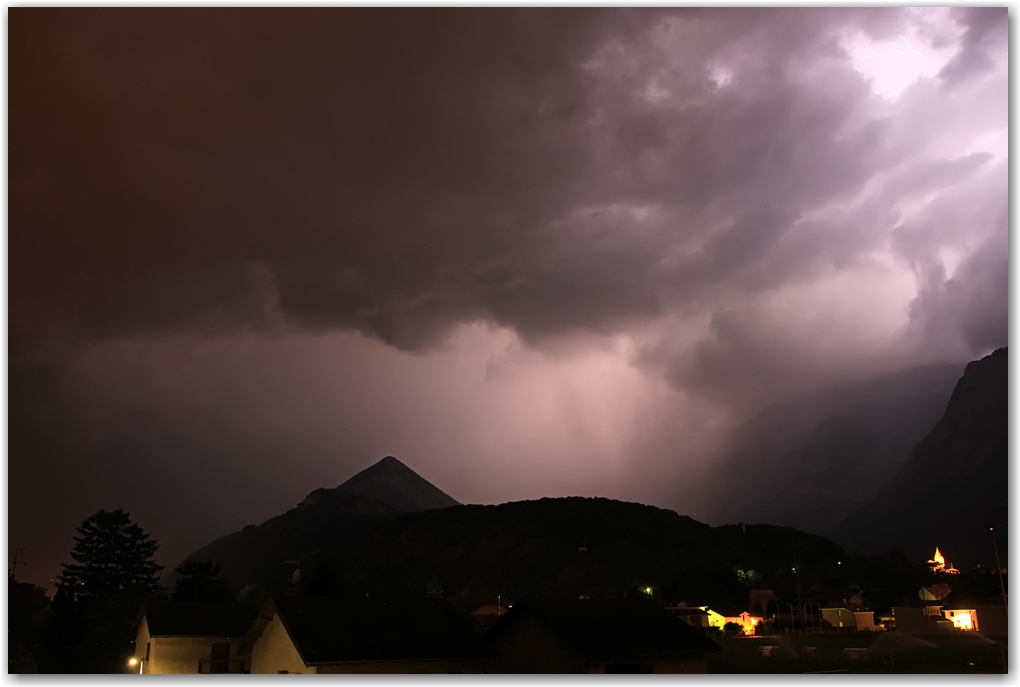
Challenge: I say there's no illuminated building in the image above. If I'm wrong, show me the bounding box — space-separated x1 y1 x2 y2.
942 609 975 630
891 601 1006 634
927 547 960 574
703 608 762 636
133 600 255 674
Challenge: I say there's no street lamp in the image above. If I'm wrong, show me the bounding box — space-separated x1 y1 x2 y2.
128 658 143 674
985 526 1008 610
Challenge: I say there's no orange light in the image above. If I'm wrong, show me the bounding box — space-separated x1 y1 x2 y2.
927 547 960 574
128 658 138 666
950 611 973 630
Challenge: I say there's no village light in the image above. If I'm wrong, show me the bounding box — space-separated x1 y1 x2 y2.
128 659 137 667
950 611 973 630
928 547 960 574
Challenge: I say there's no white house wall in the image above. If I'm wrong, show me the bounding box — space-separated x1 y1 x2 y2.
250 613 313 674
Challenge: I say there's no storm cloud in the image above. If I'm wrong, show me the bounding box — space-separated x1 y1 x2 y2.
9 8 1007 587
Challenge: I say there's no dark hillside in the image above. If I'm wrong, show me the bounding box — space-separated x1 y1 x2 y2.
831 348 1007 566
690 363 962 533
183 493 401 593
305 497 845 611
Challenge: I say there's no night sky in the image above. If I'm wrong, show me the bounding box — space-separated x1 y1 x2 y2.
9 8 1008 590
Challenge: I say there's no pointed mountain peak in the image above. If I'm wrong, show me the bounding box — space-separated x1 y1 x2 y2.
326 456 459 513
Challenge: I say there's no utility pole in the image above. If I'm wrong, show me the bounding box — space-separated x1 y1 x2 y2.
793 565 804 634
986 526 1007 610
9 547 25 579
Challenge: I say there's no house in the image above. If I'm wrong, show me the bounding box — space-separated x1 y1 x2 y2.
820 606 857 629
486 598 722 673
817 605 877 631
705 607 763 635
891 595 1006 635
132 600 257 673
965 604 1008 635
890 600 947 635
890 588 1008 636
854 611 878 631
942 602 1007 635
242 596 494 673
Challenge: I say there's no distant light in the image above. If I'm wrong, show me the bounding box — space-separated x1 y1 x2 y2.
644 587 653 595
128 658 138 666
837 561 842 566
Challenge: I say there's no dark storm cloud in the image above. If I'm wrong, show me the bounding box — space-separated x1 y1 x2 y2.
907 232 1009 355
937 7 1008 86
16 8 994 357
12 8 628 353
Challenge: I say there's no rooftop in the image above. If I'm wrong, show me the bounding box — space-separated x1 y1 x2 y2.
266 596 494 666
141 599 257 638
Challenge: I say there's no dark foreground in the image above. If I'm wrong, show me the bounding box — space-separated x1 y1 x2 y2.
709 633 1007 674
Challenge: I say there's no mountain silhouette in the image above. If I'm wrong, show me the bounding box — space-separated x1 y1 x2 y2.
688 363 962 533
175 456 458 592
307 455 459 513
830 348 1007 567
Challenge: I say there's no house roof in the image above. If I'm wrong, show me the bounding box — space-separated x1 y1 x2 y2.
267 596 495 666
142 600 257 638
669 607 709 617
469 603 511 617
489 598 721 661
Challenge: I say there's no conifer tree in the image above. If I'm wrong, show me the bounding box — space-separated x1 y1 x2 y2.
56 509 163 600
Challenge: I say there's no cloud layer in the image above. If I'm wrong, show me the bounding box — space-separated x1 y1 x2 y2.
9 8 1007 587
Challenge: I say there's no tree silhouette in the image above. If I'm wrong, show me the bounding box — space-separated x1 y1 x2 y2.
41 509 163 673
56 508 163 601
172 560 232 603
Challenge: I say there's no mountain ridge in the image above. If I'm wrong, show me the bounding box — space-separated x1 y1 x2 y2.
302 455 460 512
175 456 459 591
687 362 964 533
830 348 1007 566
